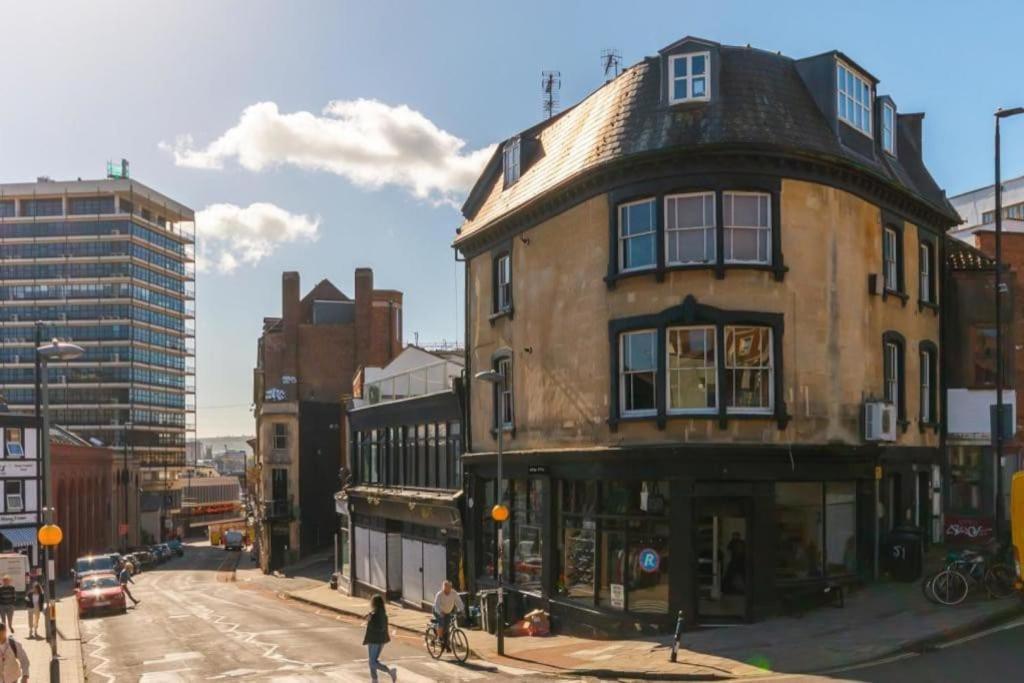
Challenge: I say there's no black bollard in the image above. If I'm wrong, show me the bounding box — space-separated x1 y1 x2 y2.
670 610 684 663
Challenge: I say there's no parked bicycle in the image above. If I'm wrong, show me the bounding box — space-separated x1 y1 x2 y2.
424 613 470 663
921 545 1015 606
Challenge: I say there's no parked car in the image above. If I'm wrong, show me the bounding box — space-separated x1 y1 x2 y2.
167 539 184 557
150 545 168 563
223 530 244 552
157 543 173 561
72 555 117 587
76 572 127 617
133 551 156 570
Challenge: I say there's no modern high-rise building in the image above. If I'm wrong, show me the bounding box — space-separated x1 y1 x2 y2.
0 168 195 477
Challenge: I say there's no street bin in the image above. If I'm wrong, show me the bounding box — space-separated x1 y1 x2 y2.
477 589 499 634
885 526 924 582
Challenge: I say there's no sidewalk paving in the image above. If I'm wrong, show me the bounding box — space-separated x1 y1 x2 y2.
15 581 85 683
287 580 1023 680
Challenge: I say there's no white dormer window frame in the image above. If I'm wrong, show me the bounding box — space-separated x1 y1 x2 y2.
668 52 710 104
503 136 521 188
882 102 897 156
836 60 873 138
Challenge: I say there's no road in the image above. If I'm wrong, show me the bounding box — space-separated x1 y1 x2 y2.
753 617 1024 683
79 543 549 682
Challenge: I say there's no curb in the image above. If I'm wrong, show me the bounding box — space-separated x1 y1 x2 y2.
812 601 1024 675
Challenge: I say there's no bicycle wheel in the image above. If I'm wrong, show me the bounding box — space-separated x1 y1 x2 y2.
931 569 969 606
450 628 470 663
920 572 940 604
984 563 1016 599
424 626 443 659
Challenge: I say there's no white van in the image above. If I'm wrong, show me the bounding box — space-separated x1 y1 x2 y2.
0 554 29 593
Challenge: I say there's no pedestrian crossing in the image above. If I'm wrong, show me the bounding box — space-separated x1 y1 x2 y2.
202 656 543 681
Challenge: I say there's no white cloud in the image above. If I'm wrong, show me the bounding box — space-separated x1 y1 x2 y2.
196 202 320 274
162 99 495 206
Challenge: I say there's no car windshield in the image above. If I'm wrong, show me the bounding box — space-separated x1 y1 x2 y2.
76 557 114 574
81 576 119 590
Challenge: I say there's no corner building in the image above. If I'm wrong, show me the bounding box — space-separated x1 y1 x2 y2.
454 37 960 634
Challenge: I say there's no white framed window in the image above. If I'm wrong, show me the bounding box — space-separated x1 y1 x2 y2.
884 342 900 405
667 326 717 412
920 349 933 424
837 62 872 137
665 192 715 264
503 136 521 187
882 102 896 155
497 357 514 429
725 326 773 413
272 423 288 450
919 242 933 303
618 198 657 271
669 52 710 104
723 192 771 264
620 330 657 416
883 227 899 292
496 253 512 312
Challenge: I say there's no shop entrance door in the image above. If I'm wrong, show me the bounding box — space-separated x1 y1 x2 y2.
402 538 424 606
696 498 749 620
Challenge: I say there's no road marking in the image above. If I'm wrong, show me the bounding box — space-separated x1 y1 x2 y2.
819 651 919 674
139 669 194 681
142 651 205 665
934 617 1024 649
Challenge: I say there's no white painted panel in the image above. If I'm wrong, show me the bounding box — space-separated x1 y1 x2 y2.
25 482 37 512
369 529 387 589
423 542 446 607
947 389 1017 442
386 532 402 592
402 538 423 605
24 429 38 460
355 526 370 585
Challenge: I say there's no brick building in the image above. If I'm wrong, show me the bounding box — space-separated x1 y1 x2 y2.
253 269 401 571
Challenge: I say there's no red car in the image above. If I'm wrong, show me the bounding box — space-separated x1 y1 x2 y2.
76 572 127 617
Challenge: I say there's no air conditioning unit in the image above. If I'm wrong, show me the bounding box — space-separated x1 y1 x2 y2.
864 401 897 442
5 495 23 513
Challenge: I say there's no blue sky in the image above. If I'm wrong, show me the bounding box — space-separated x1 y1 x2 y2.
3 0 1023 436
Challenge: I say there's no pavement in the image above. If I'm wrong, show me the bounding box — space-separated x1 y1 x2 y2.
287 578 1024 681
13 579 85 682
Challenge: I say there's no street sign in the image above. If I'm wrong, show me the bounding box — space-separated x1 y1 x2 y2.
874 465 883 481
638 548 660 573
527 465 549 475
610 583 624 609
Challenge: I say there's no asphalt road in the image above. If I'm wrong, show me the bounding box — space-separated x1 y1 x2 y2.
79 543 550 682
752 617 1024 683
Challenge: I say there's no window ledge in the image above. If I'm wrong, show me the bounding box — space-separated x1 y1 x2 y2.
488 307 514 325
917 300 939 315
610 409 791 432
882 289 909 307
606 262 788 289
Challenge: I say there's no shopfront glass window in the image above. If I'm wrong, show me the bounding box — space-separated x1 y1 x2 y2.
479 480 496 580
512 479 544 589
339 526 351 579
775 482 823 580
598 523 626 611
949 447 983 513
825 482 857 575
562 518 595 601
626 518 670 613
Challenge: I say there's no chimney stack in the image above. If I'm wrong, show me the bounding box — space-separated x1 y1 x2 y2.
354 268 373 369
282 271 300 379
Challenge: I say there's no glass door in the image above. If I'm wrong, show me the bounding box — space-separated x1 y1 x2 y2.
696 498 748 620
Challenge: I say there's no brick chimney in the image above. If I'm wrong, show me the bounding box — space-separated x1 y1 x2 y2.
354 268 373 369
282 271 300 379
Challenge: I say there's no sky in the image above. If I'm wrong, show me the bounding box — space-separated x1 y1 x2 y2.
2 0 1023 437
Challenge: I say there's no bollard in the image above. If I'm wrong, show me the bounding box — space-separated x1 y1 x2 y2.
669 610 684 663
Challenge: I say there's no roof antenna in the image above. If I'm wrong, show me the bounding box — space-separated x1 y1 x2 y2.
541 70 561 119
601 48 622 81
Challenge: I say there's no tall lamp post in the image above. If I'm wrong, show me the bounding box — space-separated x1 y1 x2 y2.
994 107 1024 540
121 421 133 552
474 370 508 656
37 338 85 683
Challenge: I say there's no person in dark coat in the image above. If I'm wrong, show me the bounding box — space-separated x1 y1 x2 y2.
362 594 396 682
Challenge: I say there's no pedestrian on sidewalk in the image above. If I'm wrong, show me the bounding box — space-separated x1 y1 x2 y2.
0 622 28 683
23 584 45 640
0 578 15 634
363 595 397 682
117 562 140 607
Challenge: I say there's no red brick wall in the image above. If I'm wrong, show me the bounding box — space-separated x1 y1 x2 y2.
52 444 115 574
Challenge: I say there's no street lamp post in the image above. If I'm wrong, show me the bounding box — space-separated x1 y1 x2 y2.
122 421 133 552
474 369 507 656
993 107 1024 540
37 338 85 683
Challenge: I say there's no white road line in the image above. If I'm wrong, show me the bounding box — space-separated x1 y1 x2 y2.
819 651 920 674
934 617 1024 649
142 651 205 666
421 661 488 679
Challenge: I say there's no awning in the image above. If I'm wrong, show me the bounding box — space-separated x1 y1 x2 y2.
0 527 37 547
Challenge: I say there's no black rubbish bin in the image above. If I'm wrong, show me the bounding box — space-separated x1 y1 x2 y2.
885 526 924 582
477 589 499 634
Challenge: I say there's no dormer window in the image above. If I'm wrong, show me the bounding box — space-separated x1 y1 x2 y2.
669 53 709 104
503 136 521 188
882 102 896 156
837 62 872 137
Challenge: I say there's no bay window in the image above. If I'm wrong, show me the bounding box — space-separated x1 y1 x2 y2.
725 326 773 412
618 199 657 271
667 326 716 411
665 192 715 264
723 192 771 264
620 330 657 416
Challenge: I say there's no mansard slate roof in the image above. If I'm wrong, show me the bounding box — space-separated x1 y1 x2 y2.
456 40 959 246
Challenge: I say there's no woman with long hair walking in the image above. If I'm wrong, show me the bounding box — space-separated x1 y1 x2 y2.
363 594 397 682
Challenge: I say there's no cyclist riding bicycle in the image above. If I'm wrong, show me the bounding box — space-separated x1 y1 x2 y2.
432 580 464 649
